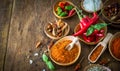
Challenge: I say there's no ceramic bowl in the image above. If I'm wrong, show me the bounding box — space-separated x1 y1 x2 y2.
49 36 81 66
53 1 76 19
109 32 120 61
74 20 107 45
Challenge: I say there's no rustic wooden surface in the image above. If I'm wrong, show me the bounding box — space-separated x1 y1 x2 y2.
0 0 13 71
0 0 120 71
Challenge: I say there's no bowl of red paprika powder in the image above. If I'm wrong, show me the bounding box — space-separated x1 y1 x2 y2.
53 1 76 19
109 32 120 61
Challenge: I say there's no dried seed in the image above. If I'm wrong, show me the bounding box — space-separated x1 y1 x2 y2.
36 41 41 48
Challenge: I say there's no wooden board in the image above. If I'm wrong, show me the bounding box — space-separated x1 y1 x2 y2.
2 0 120 71
0 0 13 71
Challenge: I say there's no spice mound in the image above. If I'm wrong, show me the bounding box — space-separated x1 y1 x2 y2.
111 37 120 59
50 40 79 63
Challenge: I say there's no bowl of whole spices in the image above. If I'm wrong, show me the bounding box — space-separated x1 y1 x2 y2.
49 36 81 66
102 1 120 24
109 32 120 61
53 1 76 19
44 19 70 40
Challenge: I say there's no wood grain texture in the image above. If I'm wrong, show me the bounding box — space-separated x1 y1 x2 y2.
2 0 120 71
0 0 13 71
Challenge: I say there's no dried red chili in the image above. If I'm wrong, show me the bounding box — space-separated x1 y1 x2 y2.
73 8 99 36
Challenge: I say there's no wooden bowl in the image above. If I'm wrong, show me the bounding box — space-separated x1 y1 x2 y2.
102 1 120 24
84 64 111 71
49 36 81 66
81 0 103 13
44 21 70 40
74 20 107 45
109 32 120 61
53 1 76 19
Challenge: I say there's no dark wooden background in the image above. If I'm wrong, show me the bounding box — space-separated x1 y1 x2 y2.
0 0 120 71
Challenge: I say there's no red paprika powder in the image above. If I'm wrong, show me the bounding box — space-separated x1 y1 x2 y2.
111 37 120 59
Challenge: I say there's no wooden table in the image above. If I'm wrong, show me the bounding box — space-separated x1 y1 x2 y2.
0 0 120 71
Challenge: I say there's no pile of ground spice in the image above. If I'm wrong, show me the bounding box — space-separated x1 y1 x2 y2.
111 37 120 59
50 40 79 63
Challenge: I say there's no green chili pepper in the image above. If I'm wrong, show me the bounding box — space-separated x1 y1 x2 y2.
59 12 67 17
93 23 107 30
42 53 55 70
57 7 62 15
42 53 48 62
86 23 107 36
65 5 73 10
86 25 94 36
46 61 55 70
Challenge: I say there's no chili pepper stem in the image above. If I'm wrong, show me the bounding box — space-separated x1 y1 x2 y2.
74 8 83 21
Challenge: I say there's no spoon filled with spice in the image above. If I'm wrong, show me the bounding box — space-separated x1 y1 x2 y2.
65 37 79 51
88 33 113 63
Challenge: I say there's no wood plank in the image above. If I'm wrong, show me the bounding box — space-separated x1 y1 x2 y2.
0 0 13 71
4 0 120 71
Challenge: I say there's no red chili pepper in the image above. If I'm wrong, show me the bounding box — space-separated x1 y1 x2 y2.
65 2 70 6
73 12 99 36
87 36 95 42
58 2 66 9
82 33 91 42
73 18 95 36
68 9 75 16
91 12 99 24
79 16 91 30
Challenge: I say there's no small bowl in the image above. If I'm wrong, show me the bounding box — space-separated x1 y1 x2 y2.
109 32 120 61
74 21 107 45
44 21 70 40
49 36 81 66
102 1 120 24
81 0 103 13
53 1 76 19
84 64 111 71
